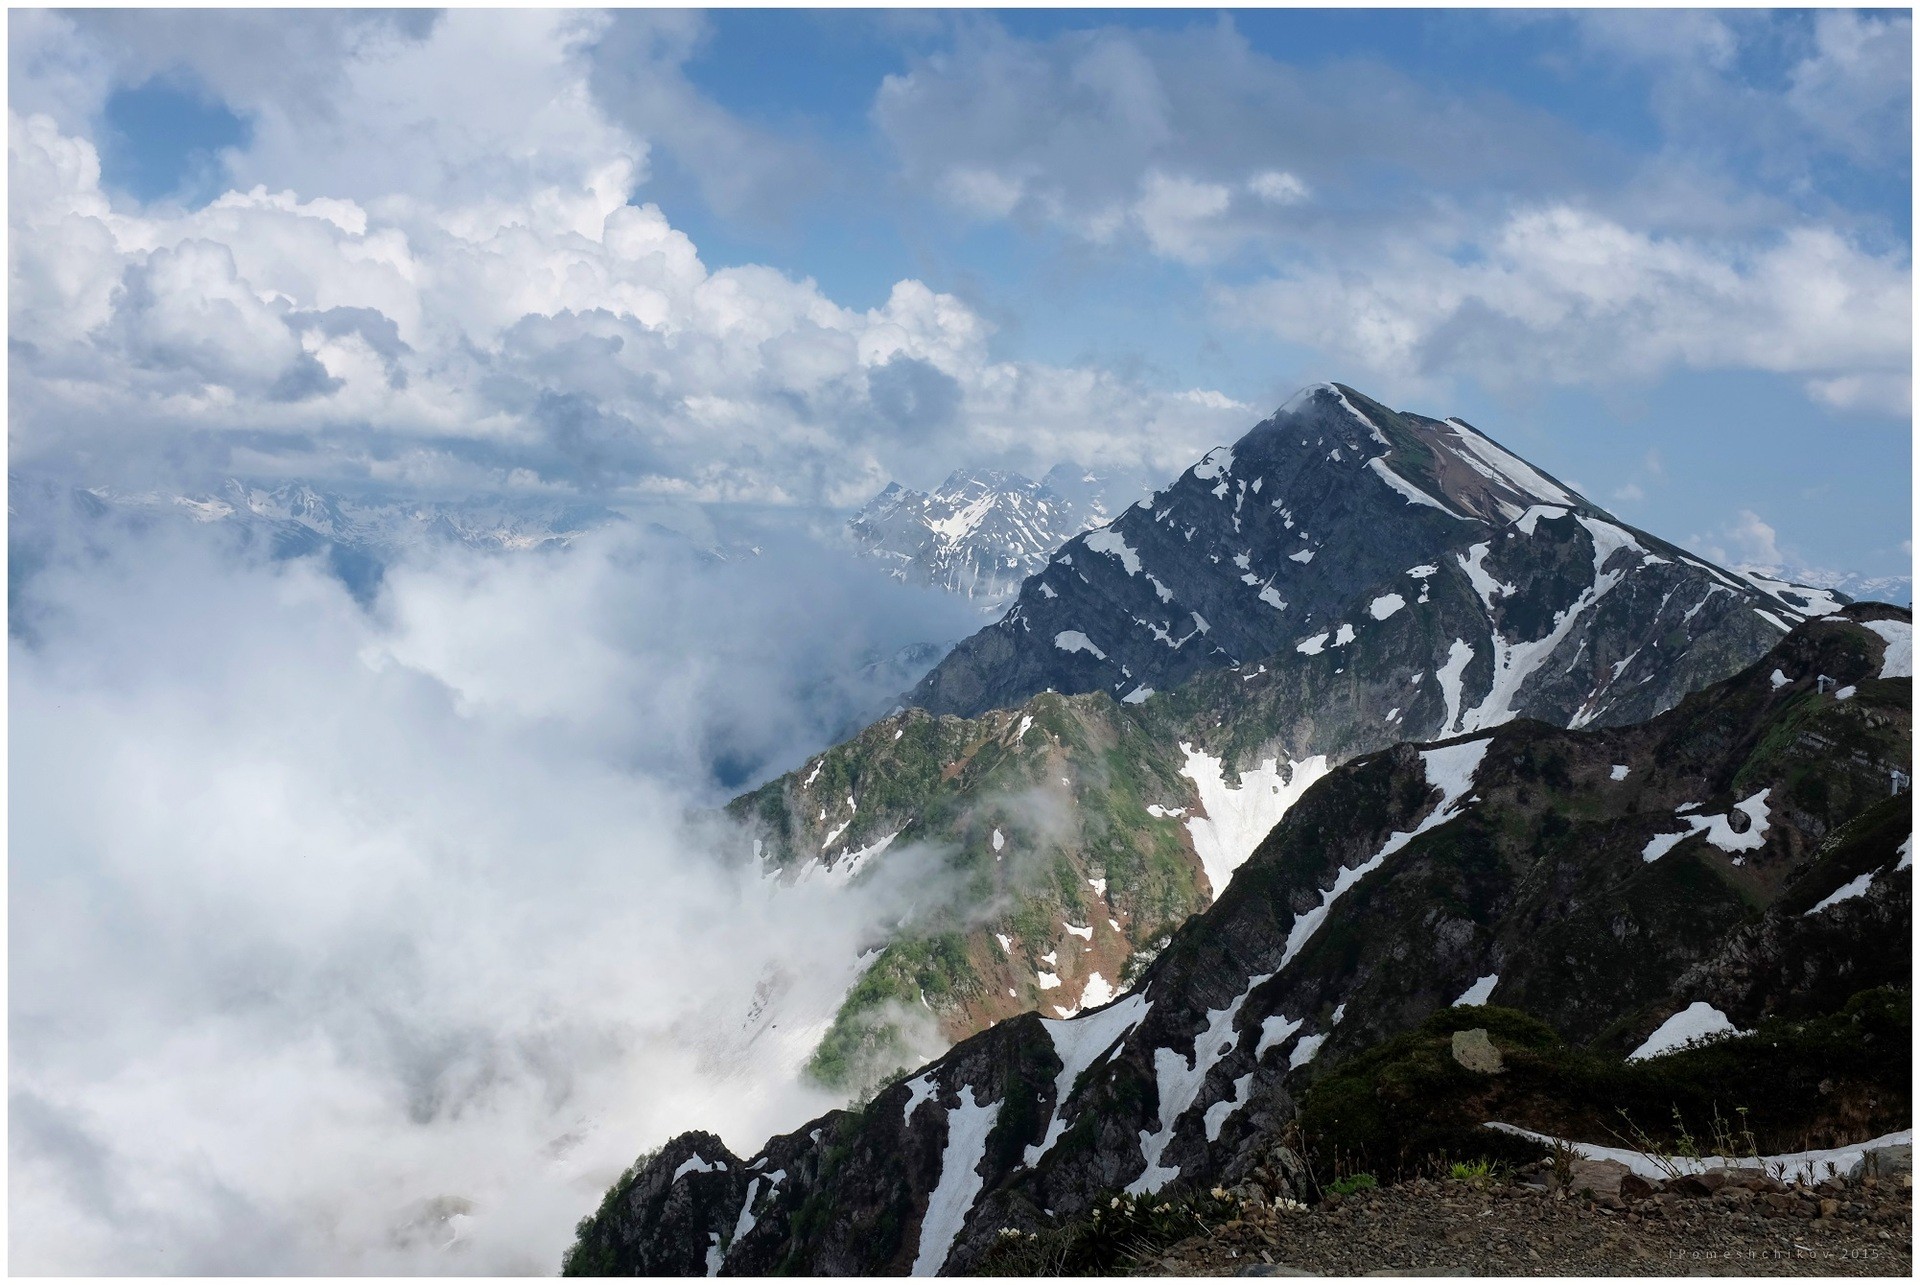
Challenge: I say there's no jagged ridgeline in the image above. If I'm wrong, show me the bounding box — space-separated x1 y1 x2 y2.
848 466 1139 610
567 608 1911 1276
734 384 1852 1093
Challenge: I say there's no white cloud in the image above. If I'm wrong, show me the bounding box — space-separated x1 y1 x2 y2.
1133 170 1233 262
873 20 1597 265
1805 372 1914 415
8 514 974 1274
1180 387 1251 411
584 10 832 224
1217 205 1911 413
1247 169 1309 206
1681 508 1909 603
9 11 1251 504
875 15 1909 415
1571 9 1738 71
1690 508 1785 568
1787 11 1911 163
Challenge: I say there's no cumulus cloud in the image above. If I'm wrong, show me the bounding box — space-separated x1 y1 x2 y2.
8 11 1248 507
1787 10 1914 165
8 511 977 1274
873 18 1608 262
1690 508 1786 569
1216 207 1912 413
585 10 832 225
1560 8 1912 173
875 13 1911 415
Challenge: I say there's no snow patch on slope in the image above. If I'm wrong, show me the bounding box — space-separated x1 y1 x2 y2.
1054 631 1107 660
1452 974 1499 1006
1128 974 1273 1194
1366 457 1469 519
910 1086 1002 1275
1180 745 1333 901
1084 528 1143 576
1806 872 1876 915
674 1154 722 1182
1436 640 1474 733
1445 420 1577 506
1864 619 1913 678
1025 993 1152 1167
1489 1124 1914 1186
1640 789 1772 862
1277 739 1491 971
1628 1002 1744 1060
803 830 899 886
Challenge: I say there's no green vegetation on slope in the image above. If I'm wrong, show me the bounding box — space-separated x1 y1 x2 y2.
1298 989 1911 1181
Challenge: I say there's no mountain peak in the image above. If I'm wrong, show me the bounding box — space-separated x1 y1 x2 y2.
909 385 1837 722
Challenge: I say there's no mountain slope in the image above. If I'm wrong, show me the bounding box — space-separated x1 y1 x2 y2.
567 607 1911 1276
910 384 1839 722
849 467 1135 609
738 385 1863 1083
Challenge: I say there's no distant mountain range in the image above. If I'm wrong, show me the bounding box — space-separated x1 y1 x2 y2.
1735 563 1910 608
19 474 620 552
8 473 626 603
848 464 1152 610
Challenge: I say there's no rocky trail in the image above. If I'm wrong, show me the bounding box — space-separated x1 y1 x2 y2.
1140 1162 1912 1278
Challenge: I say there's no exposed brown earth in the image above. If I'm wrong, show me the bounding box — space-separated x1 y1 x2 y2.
1140 1171 1912 1278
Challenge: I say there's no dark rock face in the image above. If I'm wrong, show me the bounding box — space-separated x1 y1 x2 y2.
562 1133 747 1277
567 608 1911 1277
909 385 1833 730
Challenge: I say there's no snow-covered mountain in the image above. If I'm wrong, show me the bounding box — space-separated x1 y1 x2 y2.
848 466 1146 610
717 383 1881 1103
912 383 1851 724
1737 564 1911 608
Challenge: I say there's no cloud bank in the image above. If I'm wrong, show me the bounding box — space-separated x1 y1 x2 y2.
8 9 1248 505
8 517 972 1274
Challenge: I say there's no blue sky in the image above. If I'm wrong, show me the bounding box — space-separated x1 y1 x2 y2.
9 7 1912 583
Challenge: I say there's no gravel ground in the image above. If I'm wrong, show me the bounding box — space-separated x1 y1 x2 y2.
1139 1174 1912 1277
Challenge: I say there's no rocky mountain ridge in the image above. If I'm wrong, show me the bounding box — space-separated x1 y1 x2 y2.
736 384 1863 1086
568 606 1911 1276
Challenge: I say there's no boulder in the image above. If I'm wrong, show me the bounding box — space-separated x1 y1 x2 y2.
1449 1028 1504 1074
1846 1143 1911 1183
1562 1158 1633 1203
1667 1170 1730 1198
